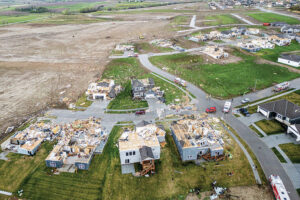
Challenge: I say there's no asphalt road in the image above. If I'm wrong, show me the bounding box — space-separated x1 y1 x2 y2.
138 53 300 200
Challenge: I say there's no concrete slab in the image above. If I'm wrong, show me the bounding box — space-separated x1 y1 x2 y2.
282 163 300 189
121 164 135 174
0 151 9 161
262 134 297 148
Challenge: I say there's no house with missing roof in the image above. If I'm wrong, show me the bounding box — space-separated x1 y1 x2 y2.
118 122 166 175
278 54 300 68
170 116 224 162
131 78 164 101
257 99 300 141
86 79 122 100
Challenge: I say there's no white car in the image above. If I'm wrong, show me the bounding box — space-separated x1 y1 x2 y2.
241 98 250 104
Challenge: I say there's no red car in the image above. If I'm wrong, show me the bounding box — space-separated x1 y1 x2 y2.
135 110 145 115
206 107 216 113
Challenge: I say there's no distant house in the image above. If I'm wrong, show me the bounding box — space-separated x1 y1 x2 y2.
238 42 261 52
278 54 300 67
247 28 260 35
86 79 121 100
281 25 300 34
270 22 288 27
221 30 235 38
268 35 291 46
131 78 163 100
202 45 229 59
258 99 300 141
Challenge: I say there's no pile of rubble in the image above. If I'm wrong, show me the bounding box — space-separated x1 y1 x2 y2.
2 121 60 155
86 79 122 100
202 45 229 59
45 117 108 171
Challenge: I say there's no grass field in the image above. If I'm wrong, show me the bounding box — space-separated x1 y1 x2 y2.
135 43 173 54
16 124 256 200
204 14 241 26
279 143 300 163
0 142 54 192
45 2 105 12
149 49 300 98
75 93 93 107
103 58 187 107
171 15 190 25
248 12 300 24
254 119 285 135
0 13 48 24
271 147 287 163
255 40 300 63
249 125 264 137
247 90 300 114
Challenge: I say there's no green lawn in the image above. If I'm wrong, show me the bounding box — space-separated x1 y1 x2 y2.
135 42 173 54
271 147 287 163
248 12 300 24
254 119 285 135
45 2 105 12
35 14 109 24
103 58 187 105
17 125 256 200
0 142 54 192
247 90 300 114
255 40 300 62
204 14 241 26
249 125 264 137
0 13 48 24
149 50 300 98
107 82 148 110
75 93 93 107
279 143 300 163
171 15 190 25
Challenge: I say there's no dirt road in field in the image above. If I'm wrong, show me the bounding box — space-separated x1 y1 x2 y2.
0 13 174 134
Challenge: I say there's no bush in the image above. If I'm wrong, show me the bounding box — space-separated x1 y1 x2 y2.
79 5 104 13
16 6 49 13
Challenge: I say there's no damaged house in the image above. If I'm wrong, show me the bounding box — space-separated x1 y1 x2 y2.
131 78 164 100
202 45 229 59
3 122 60 156
268 35 291 46
45 118 108 171
118 122 166 175
86 79 122 100
170 116 225 162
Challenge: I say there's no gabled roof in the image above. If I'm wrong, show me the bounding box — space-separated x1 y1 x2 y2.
279 54 300 62
131 79 144 88
259 99 300 119
139 146 154 161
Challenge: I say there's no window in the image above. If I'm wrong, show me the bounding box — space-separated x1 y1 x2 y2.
133 151 135 155
126 152 128 156
125 159 130 164
129 152 132 156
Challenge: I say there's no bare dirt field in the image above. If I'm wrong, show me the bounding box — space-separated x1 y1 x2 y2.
0 13 173 135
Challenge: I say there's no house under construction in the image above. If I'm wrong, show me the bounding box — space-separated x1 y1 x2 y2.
118 121 166 175
45 118 108 170
170 115 225 162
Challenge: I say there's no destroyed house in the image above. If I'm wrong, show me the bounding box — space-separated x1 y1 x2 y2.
45 118 107 170
86 79 121 100
203 45 229 59
170 117 224 162
7 122 60 156
118 123 166 174
131 78 155 100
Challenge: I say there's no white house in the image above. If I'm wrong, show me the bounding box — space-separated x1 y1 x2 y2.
118 122 166 175
278 54 300 68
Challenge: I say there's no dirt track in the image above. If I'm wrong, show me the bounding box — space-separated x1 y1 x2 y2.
0 14 174 134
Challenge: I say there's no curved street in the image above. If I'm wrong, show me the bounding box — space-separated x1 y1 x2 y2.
138 53 300 200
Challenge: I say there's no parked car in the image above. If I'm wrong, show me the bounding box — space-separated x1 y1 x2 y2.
135 110 145 115
206 107 216 113
205 107 217 113
223 101 231 113
239 108 250 117
241 98 250 104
